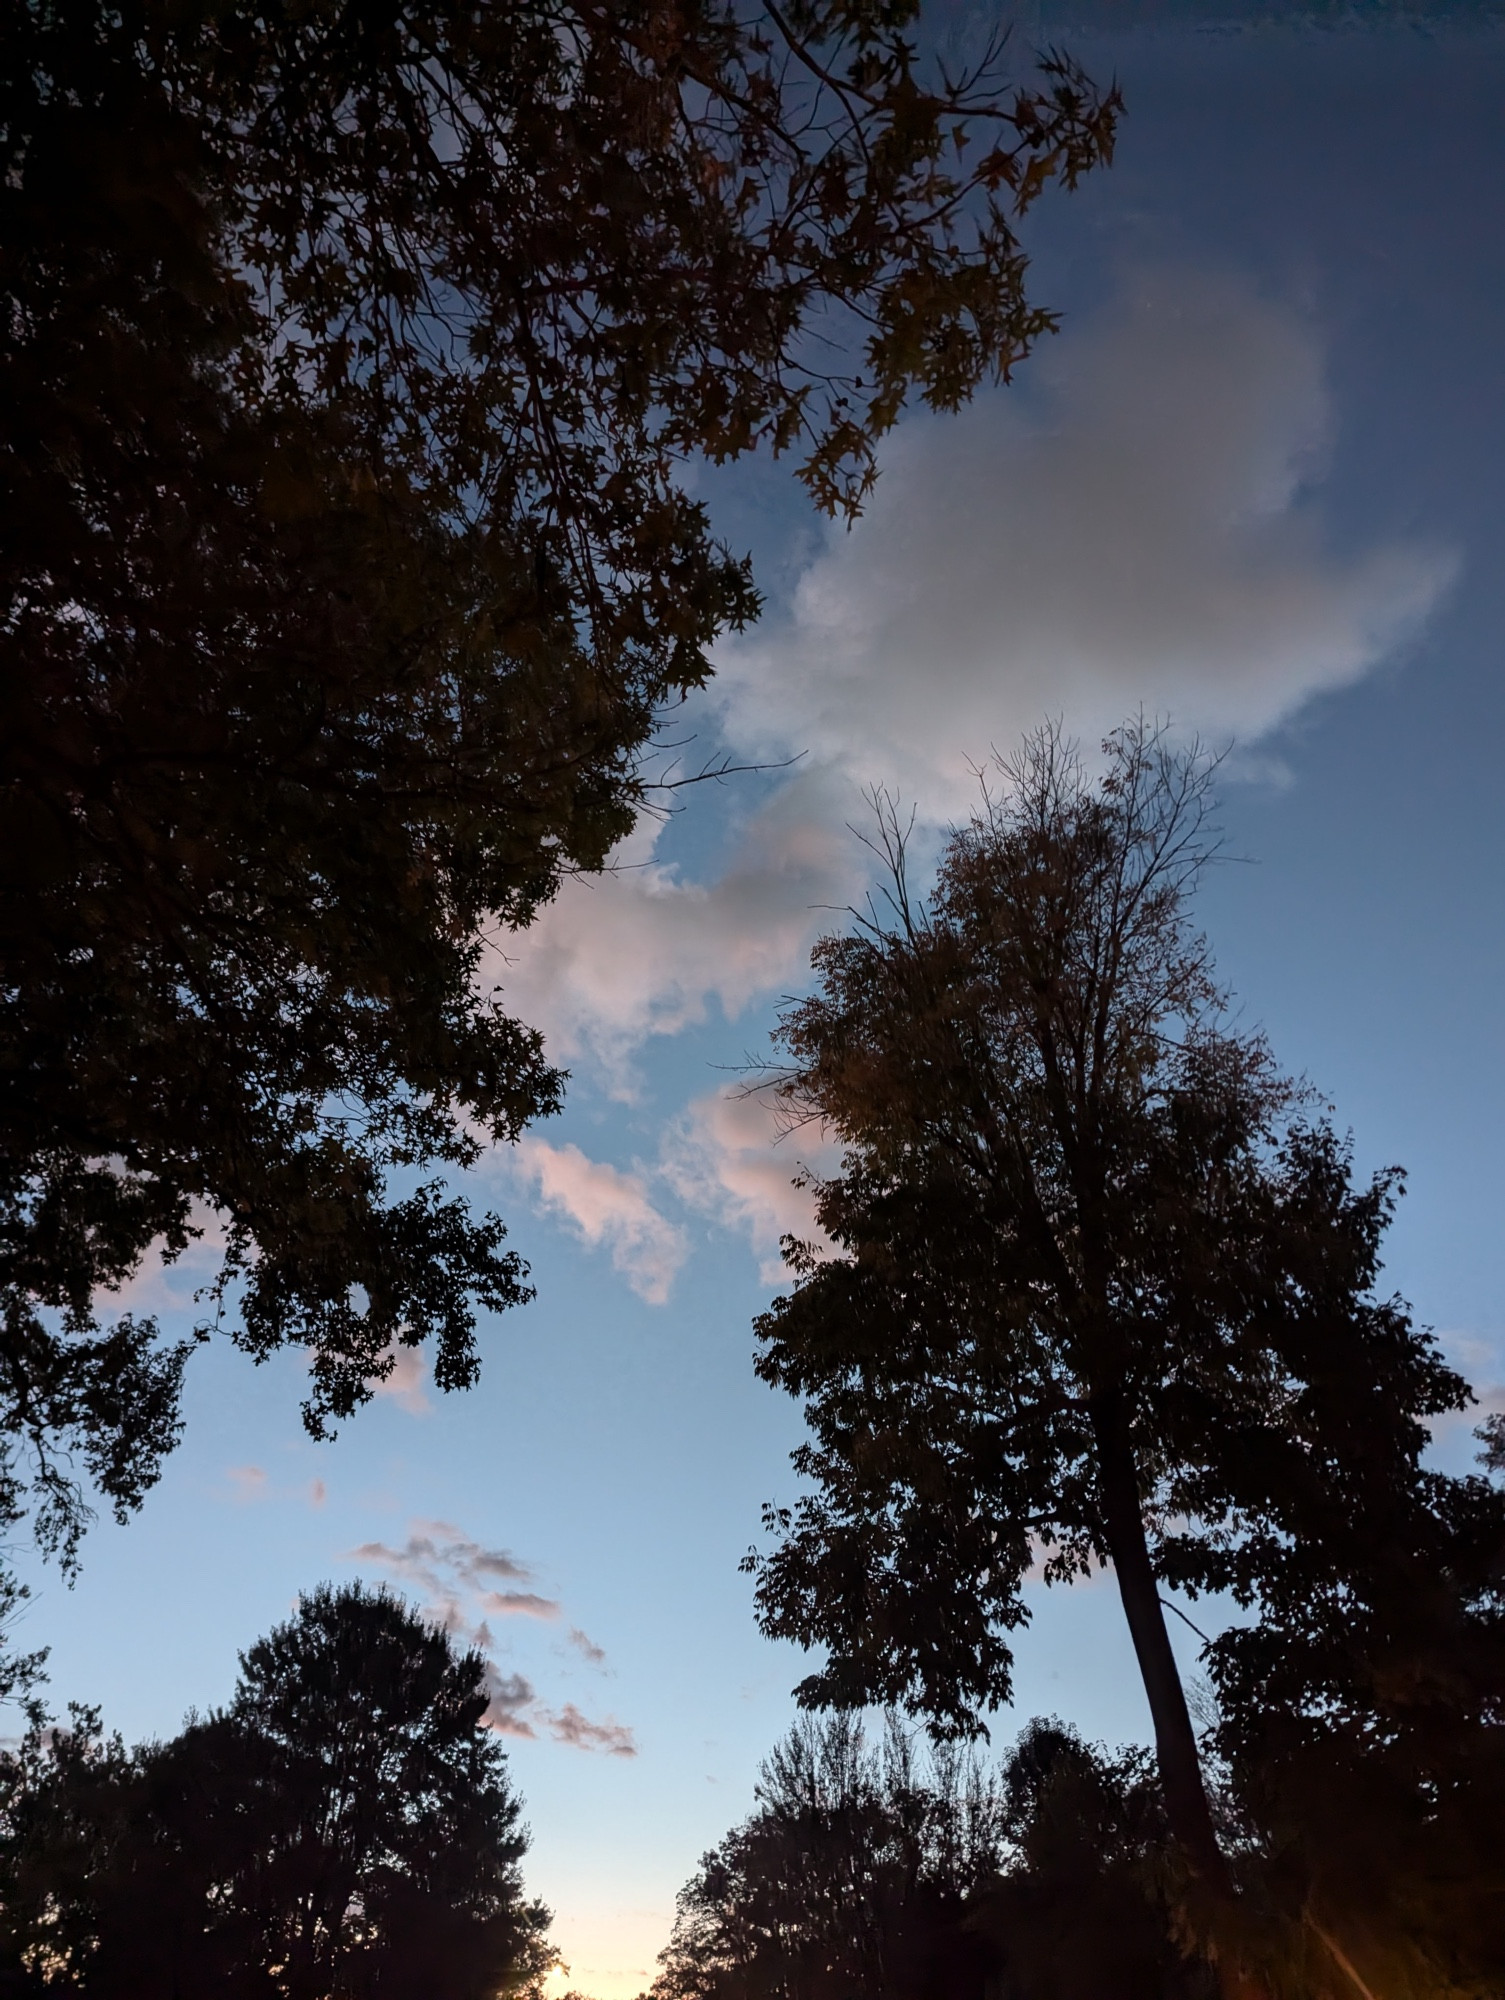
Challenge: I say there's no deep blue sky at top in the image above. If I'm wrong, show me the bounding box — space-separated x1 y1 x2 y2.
12 11 1505 1995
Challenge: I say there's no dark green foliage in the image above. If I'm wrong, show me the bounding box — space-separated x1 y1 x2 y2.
0 1582 552 1999
0 0 1118 1585
650 1714 1210 2000
745 721 1505 1986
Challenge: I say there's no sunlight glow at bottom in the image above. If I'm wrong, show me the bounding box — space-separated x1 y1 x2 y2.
545 1906 672 2000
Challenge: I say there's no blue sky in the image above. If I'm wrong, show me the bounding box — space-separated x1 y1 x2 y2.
13 11 1505 1996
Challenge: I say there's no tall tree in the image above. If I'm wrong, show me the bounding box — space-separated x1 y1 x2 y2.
745 720 1505 1990
0 0 1119 1587
0 1582 552 1998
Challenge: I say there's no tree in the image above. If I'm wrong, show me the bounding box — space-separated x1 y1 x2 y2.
744 720 1505 1990
651 1712 1005 2000
0 1582 551 1998
0 0 1120 1590
971 1719 1215 2000
652 1712 1211 2000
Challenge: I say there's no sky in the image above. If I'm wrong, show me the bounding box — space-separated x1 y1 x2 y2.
12 9 1505 1996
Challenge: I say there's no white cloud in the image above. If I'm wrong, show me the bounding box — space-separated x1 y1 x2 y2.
487 268 1456 1115
715 266 1458 813
512 1137 688 1305
661 1087 836 1283
493 770 863 1092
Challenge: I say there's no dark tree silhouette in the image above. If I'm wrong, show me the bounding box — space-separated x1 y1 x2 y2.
0 0 1119 1594
0 1583 551 1998
745 719 1505 1992
651 1713 1211 2000
652 1713 1006 2000
971 1720 1215 2000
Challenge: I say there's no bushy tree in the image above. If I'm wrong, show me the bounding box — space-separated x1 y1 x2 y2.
652 1712 1212 2000
0 1582 551 1998
971 1720 1215 2000
745 720 1505 1991
652 1713 1005 2000
0 0 1119 1590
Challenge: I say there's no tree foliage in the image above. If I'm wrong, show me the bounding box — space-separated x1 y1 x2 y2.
745 720 1505 1989
654 1712 1003 2000
0 1582 551 1998
651 1712 1210 2000
0 0 1119 1579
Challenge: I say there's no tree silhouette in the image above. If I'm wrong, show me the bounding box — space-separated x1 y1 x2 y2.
0 1583 551 1998
972 1719 1215 2000
0 0 1119 1596
652 1712 1005 2000
745 719 1505 1990
652 1712 1212 2000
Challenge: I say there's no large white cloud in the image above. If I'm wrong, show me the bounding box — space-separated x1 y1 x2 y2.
714 266 1456 811
496 266 1458 1278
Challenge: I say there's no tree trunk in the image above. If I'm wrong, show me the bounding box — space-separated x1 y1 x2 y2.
1090 1392 1230 1896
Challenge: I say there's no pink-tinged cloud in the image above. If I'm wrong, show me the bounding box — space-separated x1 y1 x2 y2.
489 775 862 1096
97 1202 228 1316
568 1626 608 1667
348 1524 546 1638
226 1465 267 1503
309 1479 328 1509
662 1086 837 1284
372 1343 431 1415
512 1138 687 1306
482 1668 540 1739
481 1590 561 1622
547 1703 637 1757
345 1520 633 1755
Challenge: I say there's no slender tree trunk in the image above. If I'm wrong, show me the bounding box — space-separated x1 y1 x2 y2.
1090 1392 1230 1896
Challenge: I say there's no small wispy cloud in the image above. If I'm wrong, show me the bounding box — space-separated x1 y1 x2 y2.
226 1465 267 1503
511 1137 688 1305
371 1344 431 1416
481 1590 560 1622
349 1522 550 1633
224 1465 330 1509
481 1668 542 1739
568 1626 608 1667
549 1703 636 1757
346 1520 636 1755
